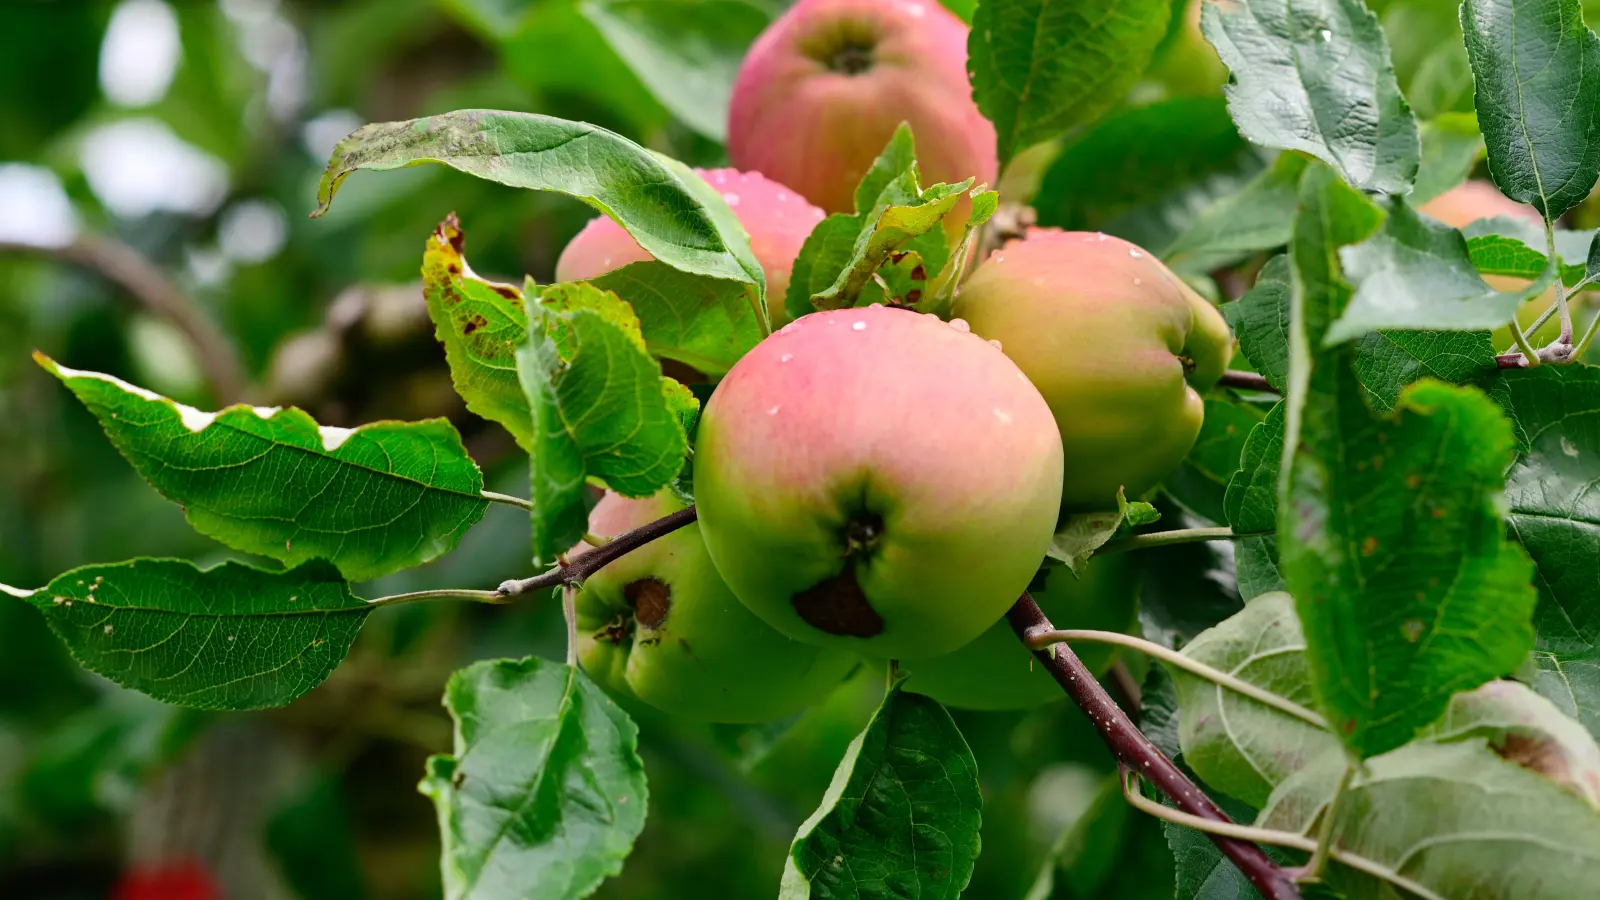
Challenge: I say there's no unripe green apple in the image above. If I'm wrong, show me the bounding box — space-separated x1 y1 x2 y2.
574 490 857 723
951 229 1236 511
695 305 1064 660
555 168 825 327
895 555 1137 710
1418 180 1561 347
727 0 997 217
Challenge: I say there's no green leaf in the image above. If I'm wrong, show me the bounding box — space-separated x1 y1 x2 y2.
38 354 486 583
1173 592 1339 807
1350 329 1498 412
1048 489 1158 575
1498 365 1600 740
420 657 647 900
1412 111 1486 204
1223 401 1284 535
1462 218 1596 285
421 218 538 451
1424 679 1600 809
780 680 981 899
517 285 691 565
1166 396 1266 525
1222 254 1291 392
1462 0 1600 219
590 261 765 377
1282 163 1537 759
810 181 968 311
1201 0 1420 193
969 0 1178 165
313 109 763 288
1162 152 1307 275
23 559 367 711
1283 370 1537 758
1033 97 1260 238
1329 196 1547 343
784 126 953 318
1259 739 1600 899
580 0 768 142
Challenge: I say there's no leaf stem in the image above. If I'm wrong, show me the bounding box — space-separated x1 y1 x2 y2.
0 583 33 599
562 584 579 667
1572 296 1600 360
1025 628 1328 729
1098 526 1240 555
1547 219 1574 346
367 588 508 608
497 506 699 597
582 532 613 547
1120 769 1446 900
1506 316 1543 367
481 490 534 510
1007 594 1303 900
1219 369 1278 392
1299 760 1356 882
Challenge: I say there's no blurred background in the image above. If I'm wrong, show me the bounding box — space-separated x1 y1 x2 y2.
2 1 1592 898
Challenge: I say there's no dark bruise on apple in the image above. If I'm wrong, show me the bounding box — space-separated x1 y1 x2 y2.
574 491 857 724
694 305 1063 660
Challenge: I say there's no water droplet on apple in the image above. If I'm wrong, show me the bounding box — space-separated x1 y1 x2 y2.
722 191 741 207
988 338 1003 350
852 321 867 331
1129 248 1143 258
767 405 781 416
993 408 1013 425
780 353 793 363
1133 277 1142 286
949 318 971 333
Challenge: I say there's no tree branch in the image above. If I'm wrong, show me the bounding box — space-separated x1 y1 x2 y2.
1218 369 1276 392
1007 593 1302 900
1 235 249 403
496 506 700 597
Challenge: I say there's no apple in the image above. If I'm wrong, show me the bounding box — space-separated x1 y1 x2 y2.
555 167 826 328
1418 180 1562 347
574 490 858 723
113 862 222 900
694 304 1064 659
895 555 1137 710
727 0 997 218
951 228 1235 511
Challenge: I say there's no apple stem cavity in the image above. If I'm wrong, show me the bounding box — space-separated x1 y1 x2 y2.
1006 593 1304 900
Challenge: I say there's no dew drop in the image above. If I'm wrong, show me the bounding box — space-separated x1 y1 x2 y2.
869 302 884 309
780 353 793 363
924 313 940 322
852 320 867 331
1129 248 1144 258
1133 277 1142 286
993 408 1013 425
949 318 971 333
767 405 781 416
826 319 836 326
988 338 1003 350
722 191 741 207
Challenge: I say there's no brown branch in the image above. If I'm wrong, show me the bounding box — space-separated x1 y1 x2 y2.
1218 369 1276 392
496 506 699 597
1007 593 1302 900
1 235 249 403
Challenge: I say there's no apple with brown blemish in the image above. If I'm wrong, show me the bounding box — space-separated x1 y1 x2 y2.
693 304 1063 660
574 490 857 723
952 228 1236 511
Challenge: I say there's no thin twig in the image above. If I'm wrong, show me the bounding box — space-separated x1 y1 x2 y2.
2 235 249 402
1219 369 1277 392
1007 593 1302 900
496 506 699 597
1120 769 1445 900
1026 628 1328 729
1098 526 1239 555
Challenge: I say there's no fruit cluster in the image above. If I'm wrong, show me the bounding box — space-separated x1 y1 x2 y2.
560 0 1236 721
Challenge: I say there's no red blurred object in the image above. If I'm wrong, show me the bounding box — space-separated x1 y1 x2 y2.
110 861 223 900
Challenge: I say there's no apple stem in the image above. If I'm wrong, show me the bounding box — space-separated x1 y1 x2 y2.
496 506 700 598
1006 593 1303 900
